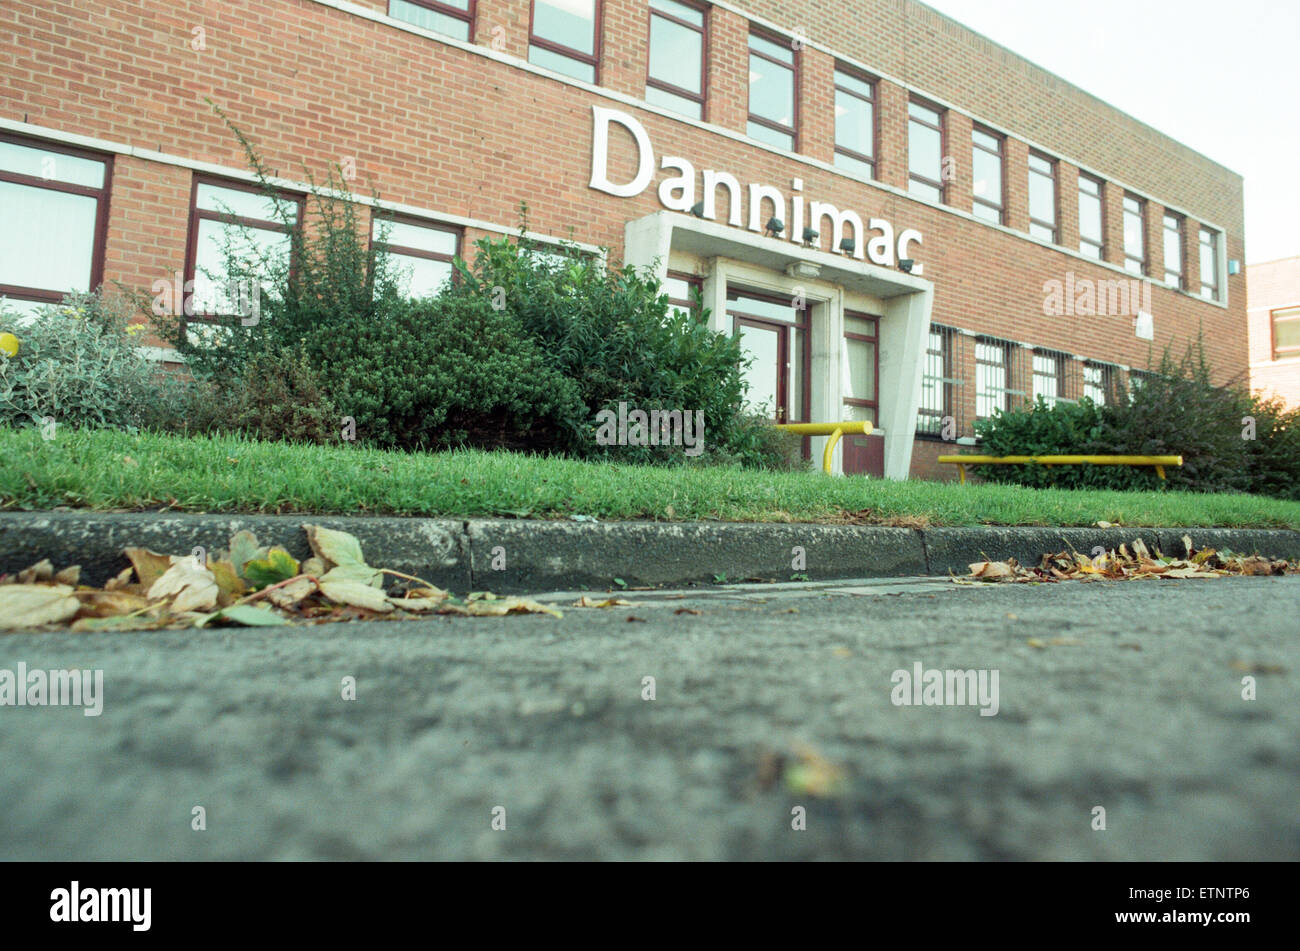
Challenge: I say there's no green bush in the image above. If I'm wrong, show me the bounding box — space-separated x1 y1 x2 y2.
225 347 344 445
448 233 797 468
311 294 586 452
1243 396 1300 501
0 291 171 433
971 340 1298 498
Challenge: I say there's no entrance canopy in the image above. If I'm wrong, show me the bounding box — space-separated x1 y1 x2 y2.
624 211 935 480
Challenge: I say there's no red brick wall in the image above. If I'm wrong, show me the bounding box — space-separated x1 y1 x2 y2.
0 0 1249 473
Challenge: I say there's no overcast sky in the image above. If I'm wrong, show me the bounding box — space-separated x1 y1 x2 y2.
919 0 1300 265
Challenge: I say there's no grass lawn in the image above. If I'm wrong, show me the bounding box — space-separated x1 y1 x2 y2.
3 428 1299 529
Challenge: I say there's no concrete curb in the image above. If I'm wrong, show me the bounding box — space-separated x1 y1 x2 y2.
2 512 1299 593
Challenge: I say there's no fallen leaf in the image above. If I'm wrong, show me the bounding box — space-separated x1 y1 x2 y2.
148 559 219 612
243 547 300 589
124 547 172 590
73 589 152 618
264 576 316 609
1229 661 1287 675
575 596 632 608
226 530 266 576
626 615 647 623
456 597 562 619
70 615 168 632
784 745 846 798
831 646 852 658
53 565 81 586
205 560 245 606
0 584 80 629
17 559 54 584
1027 638 1047 649
318 579 393 613
104 566 135 591
197 604 290 628
674 607 702 616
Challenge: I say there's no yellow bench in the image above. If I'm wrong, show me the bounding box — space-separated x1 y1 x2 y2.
938 454 1184 484
776 421 873 474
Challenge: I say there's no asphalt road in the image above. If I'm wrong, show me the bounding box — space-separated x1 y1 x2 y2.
1 576 1296 860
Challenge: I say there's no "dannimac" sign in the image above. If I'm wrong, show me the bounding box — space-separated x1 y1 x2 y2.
588 106 924 271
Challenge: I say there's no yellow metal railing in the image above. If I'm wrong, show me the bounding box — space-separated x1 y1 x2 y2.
776 420 873 474
938 454 1184 484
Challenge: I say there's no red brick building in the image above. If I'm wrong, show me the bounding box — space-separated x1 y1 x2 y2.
1247 257 1300 410
0 0 1246 478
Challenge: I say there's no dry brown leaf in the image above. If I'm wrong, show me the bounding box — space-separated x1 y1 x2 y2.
1131 538 1152 561
53 565 81 586
459 597 562 619
265 576 317 609
17 559 54 584
125 548 172 590
318 580 393 613
674 607 702 616
148 560 219 612
575 596 632 608
104 566 135 591
73 589 152 618
208 560 247 606
0 584 80 630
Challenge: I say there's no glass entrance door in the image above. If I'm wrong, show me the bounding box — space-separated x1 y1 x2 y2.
735 318 786 421
728 287 808 425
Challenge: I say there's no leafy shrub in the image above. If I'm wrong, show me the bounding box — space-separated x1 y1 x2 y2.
449 234 790 467
0 291 168 432
1243 396 1300 501
311 294 586 452
225 348 343 445
972 340 1297 497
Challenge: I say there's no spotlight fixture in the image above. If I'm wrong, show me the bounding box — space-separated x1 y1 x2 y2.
899 258 915 274
689 201 706 219
839 237 856 256
801 227 819 248
764 217 785 238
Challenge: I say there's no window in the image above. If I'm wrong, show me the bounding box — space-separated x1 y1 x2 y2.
918 325 959 437
1163 213 1184 289
907 100 944 203
1083 362 1111 405
1127 369 1155 401
970 127 1004 224
833 67 875 179
1027 151 1057 243
0 135 112 322
186 178 301 317
373 215 459 298
663 270 702 321
747 31 797 151
975 337 1010 419
529 0 599 83
1032 351 1065 408
1078 174 1104 260
841 312 878 425
645 0 705 119
1199 228 1220 301
1123 194 1146 275
1273 306 1300 360
389 0 473 41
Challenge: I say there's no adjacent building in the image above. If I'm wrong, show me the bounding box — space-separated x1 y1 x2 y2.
1247 257 1300 409
0 0 1248 477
